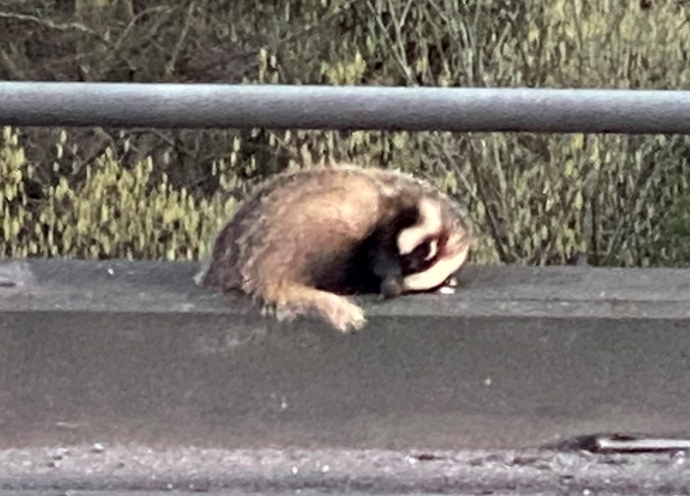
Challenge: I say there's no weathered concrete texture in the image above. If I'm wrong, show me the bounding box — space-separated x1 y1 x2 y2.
1 258 690 455
0 446 689 495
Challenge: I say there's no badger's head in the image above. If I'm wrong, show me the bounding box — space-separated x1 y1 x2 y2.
396 197 472 293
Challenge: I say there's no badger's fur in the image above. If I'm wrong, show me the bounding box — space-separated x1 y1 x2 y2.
197 163 473 332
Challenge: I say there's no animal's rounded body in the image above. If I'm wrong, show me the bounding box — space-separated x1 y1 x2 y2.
198 163 472 332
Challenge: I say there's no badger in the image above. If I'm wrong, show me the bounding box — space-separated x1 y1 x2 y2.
196 163 473 332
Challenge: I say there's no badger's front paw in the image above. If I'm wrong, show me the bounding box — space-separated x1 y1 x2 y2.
317 293 367 333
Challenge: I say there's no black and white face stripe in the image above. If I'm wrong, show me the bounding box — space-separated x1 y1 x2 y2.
395 197 471 292
402 242 469 292
396 198 442 257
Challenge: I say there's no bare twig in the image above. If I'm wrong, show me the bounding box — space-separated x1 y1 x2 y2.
114 6 172 52
0 46 25 79
0 10 108 43
166 2 196 77
0 9 138 75
366 0 417 86
602 149 662 265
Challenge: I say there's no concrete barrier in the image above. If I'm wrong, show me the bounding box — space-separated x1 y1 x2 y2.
1 258 690 493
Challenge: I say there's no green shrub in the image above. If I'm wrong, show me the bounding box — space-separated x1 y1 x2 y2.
2 0 690 266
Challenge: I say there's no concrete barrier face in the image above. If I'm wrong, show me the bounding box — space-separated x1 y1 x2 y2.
1 258 690 493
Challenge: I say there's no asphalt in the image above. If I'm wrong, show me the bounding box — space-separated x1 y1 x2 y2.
0 445 689 494
1 258 690 493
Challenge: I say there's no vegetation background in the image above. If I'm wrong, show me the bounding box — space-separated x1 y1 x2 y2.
1 0 690 267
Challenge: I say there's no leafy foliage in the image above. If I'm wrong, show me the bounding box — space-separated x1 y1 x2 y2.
1 0 690 266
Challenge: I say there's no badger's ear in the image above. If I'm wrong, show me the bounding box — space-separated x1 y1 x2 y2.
397 197 443 256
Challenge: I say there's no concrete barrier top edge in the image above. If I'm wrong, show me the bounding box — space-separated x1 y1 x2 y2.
1 258 689 321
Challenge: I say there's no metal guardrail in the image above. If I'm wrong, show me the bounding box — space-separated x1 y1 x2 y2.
1 82 690 134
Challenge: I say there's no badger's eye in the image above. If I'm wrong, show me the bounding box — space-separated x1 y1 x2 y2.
410 238 437 262
410 243 429 260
